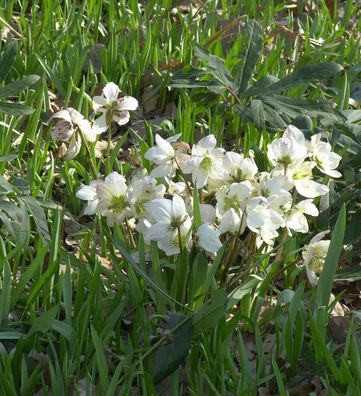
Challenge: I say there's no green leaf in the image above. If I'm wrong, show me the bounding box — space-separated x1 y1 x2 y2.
193 188 202 229
0 75 40 98
194 45 235 90
192 289 227 335
0 255 11 320
316 203 346 307
20 196 50 242
260 62 343 96
11 245 47 308
91 325 110 393
272 358 289 396
147 314 193 384
0 200 29 244
0 154 17 163
170 79 225 94
228 276 261 308
0 41 17 83
240 74 279 98
29 305 59 335
262 95 341 120
238 20 263 94
111 226 191 311
0 101 34 115
249 99 265 128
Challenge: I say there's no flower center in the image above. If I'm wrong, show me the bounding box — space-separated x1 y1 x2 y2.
199 156 213 172
224 195 241 211
109 195 126 214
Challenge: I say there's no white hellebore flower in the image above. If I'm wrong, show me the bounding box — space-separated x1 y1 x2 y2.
145 195 192 255
145 134 184 178
311 141 342 178
286 199 318 234
96 172 132 226
76 180 101 215
50 108 100 160
182 134 225 188
246 197 284 245
127 170 166 218
200 204 217 224
216 181 253 216
197 224 222 253
223 151 258 182
302 231 330 285
219 208 243 235
267 135 307 168
285 161 329 199
93 82 138 131
282 125 306 147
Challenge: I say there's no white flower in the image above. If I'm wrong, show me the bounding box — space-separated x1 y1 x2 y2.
182 134 225 188
258 173 293 213
302 231 330 285
96 172 132 226
282 125 306 147
294 179 329 199
93 82 138 131
127 170 166 218
145 195 192 255
197 224 222 253
278 161 329 198
167 180 187 195
216 181 253 216
200 204 217 224
223 152 258 182
219 208 243 234
286 199 318 233
246 197 284 245
145 134 183 178
311 141 341 178
267 135 307 168
50 108 100 159
76 181 101 215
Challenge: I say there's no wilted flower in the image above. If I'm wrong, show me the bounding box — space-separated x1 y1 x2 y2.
93 82 138 131
50 108 100 159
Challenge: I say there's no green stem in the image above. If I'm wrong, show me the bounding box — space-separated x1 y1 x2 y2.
105 111 113 175
79 131 99 179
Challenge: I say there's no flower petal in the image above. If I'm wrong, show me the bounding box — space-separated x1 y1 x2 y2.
103 82 120 101
197 224 222 253
294 179 329 198
118 96 138 111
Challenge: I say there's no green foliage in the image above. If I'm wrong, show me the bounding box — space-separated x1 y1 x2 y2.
0 0 360 395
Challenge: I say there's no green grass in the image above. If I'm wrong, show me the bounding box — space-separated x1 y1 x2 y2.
0 0 361 394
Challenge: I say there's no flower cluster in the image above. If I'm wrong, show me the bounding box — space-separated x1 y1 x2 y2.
77 125 341 263
50 82 138 159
